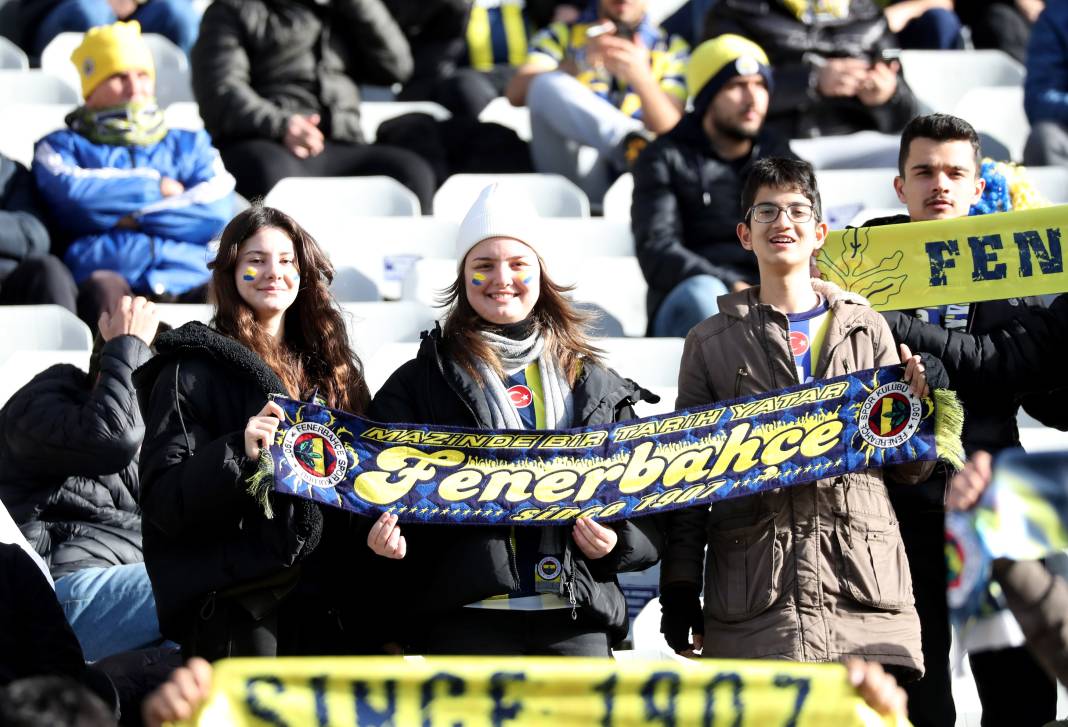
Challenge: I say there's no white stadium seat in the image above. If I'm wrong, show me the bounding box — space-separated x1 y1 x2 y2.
365 342 419 394
342 301 438 361
434 173 591 220
478 96 532 141
602 172 634 222
0 70 79 104
0 350 91 409
0 36 28 69
265 176 421 220
1027 166 1068 205
816 168 903 229
164 101 203 130
954 86 1030 163
0 305 92 364
0 103 74 167
901 49 1025 115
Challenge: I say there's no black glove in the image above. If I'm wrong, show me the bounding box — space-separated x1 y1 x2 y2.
918 351 950 392
659 584 703 653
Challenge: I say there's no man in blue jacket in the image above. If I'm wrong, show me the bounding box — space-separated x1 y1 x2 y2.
1023 2 1068 167
32 21 234 327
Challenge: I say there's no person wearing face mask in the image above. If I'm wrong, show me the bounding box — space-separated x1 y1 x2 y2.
134 205 373 659
865 113 1059 727
31 21 235 331
365 184 662 656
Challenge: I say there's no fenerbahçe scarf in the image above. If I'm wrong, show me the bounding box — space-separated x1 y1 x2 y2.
249 365 964 524
816 205 1068 310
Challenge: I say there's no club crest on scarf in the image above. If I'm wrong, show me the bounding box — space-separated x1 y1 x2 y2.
278 405 354 494
855 380 923 450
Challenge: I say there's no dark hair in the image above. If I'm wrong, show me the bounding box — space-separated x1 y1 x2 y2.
0 677 116 727
209 205 370 414
739 157 822 222
438 253 602 385
898 113 981 176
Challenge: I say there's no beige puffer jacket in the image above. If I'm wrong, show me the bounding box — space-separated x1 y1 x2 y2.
662 280 931 679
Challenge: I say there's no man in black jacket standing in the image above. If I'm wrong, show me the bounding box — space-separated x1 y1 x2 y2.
0 295 160 662
632 34 794 337
870 113 1059 727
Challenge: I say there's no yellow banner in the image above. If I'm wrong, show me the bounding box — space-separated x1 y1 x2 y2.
817 205 1068 310
184 656 908 727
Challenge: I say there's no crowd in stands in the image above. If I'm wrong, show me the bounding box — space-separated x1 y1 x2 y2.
1 0 1067 725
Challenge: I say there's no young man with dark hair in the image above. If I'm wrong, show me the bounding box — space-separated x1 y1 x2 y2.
660 156 932 679
871 112 1059 727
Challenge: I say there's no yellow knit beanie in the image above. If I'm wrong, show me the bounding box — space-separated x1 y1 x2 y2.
686 34 772 101
71 21 155 99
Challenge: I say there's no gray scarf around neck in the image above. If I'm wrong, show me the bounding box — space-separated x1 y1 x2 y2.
475 327 574 430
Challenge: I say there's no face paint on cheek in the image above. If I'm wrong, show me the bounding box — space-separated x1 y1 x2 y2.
287 270 300 286
516 273 534 286
471 272 487 286
242 266 257 282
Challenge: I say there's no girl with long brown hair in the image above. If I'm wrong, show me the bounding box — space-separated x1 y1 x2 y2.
134 205 370 659
366 184 661 655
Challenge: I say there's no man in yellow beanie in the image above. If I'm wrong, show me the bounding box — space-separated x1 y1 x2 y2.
32 21 234 329
632 34 797 338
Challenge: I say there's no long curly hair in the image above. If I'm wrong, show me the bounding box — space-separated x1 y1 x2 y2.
438 251 602 384
209 205 370 414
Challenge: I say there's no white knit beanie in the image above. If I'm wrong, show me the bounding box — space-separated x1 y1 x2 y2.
454 183 541 267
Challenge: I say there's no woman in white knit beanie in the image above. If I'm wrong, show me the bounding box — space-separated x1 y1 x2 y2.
364 183 661 655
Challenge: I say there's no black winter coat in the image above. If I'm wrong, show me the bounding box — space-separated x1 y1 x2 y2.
133 323 327 652
0 335 149 579
884 293 1068 403
0 154 49 280
703 0 917 138
631 118 794 327
369 328 663 644
191 0 412 146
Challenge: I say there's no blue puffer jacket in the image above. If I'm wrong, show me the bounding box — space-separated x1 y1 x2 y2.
1024 3 1068 125
32 124 235 295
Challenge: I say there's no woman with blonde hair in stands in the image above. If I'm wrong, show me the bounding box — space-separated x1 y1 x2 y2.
366 184 662 655
135 204 374 659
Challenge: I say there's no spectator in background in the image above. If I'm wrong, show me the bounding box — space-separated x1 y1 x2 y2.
191 0 437 211
505 0 689 204
703 0 918 141
32 22 234 329
0 152 77 312
1023 2 1068 167
872 114 1058 727
0 295 161 663
957 0 1043 64
16 0 199 58
632 34 794 338
881 0 962 49
393 0 582 119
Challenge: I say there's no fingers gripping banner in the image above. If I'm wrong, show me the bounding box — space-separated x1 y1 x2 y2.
817 205 1068 310
250 366 963 524
184 656 909 727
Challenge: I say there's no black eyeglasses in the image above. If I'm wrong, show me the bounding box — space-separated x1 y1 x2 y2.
748 203 816 224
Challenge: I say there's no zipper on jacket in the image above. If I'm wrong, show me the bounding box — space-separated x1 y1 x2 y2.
566 575 577 620
734 367 749 398
822 324 869 376
507 527 521 591
199 591 216 621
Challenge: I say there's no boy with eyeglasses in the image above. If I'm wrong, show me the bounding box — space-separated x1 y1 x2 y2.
659 156 933 682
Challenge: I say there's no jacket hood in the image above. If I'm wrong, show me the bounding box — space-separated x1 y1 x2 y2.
415 325 659 428
134 321 286 398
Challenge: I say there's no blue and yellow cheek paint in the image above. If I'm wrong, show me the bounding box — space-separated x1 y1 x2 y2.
516 273 534 286
242 266 257 282
471 272 487 286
